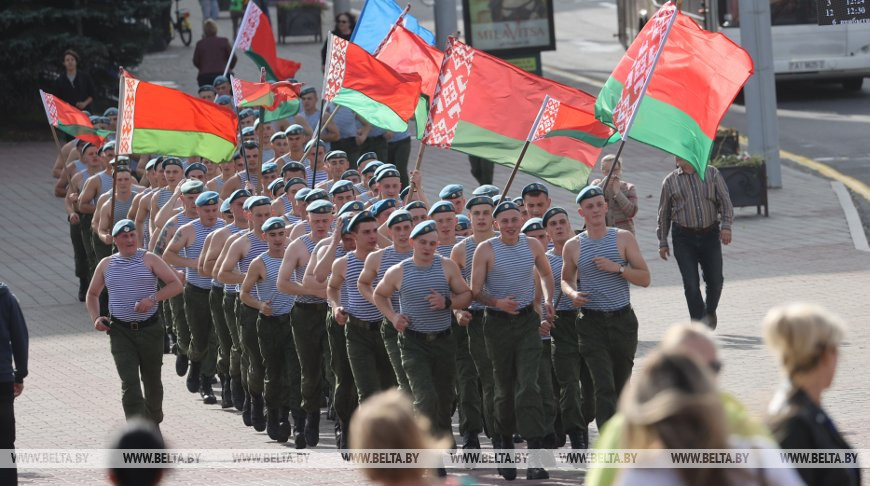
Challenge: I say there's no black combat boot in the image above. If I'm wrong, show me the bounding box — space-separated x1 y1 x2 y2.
199 375 217 404
525 437 550 480
292 411 307 449
242 392 252 427
305 411 320 446
185 361 201 393
276 407 292 443
219 374 232 409
231 376 245 411
251 393 266 432
175 353 188 376
266 408 281 441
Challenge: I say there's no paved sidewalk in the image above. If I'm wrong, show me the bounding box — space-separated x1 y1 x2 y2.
5 2 869 484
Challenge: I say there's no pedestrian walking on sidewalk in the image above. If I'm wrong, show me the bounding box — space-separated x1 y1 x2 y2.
0 283 28 486
193 19 235 88
656 156 733 329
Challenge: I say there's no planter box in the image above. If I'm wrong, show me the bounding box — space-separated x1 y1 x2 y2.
277 7 322 43
711 129 739 159
718 162 769 217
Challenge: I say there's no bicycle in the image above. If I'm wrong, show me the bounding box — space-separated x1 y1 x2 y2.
169 0 193 46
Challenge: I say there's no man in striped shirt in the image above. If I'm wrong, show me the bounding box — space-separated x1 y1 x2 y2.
656 157 733 329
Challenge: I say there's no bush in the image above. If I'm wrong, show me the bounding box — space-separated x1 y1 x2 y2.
709 152 764 168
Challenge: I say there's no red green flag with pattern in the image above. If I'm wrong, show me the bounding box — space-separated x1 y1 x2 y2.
117 73 238 162
422 37 614 191
595 4 753 177
529 95 620 147
39 90 111 145
234 1 301 81
230 76 302 122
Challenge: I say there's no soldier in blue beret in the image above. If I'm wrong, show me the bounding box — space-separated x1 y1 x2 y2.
456 214 472 237
274 177 306 224
522 182 551 219
215 94 233 108
197 84 216 101
268 178 285 198
213 75 230 97
472 184 500 199
329 179 357 210
270 132 290 159
185 162 208 182
439 184 466 216
282 124 307 162
261 162 279 190
87 218 183 425
219 141 262 200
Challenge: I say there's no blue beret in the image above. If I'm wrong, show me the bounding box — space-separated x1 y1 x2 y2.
303 139 327 151
262 217 285 233
300 86 316 97
198 84 214 93
215 95 233 106
243 196 271 210
103 107 119 117
304 188 329 203
428 200 456 216
341 169 360 180
238 108 255 119
360 161 383 175
387 209 412 227
357 152 378 167
575 185 605 204
145 158 160 171
281 161 306 174
100 140 116 154
329 179 355 195
367 177 378 188
410 220 437 239
374 168 400 182
294 188 311 201
399 186 410 200
268 178 285 195
261 162 278 174
227 189 251 204
112 219 136 237
522 182 549 197
371 198 397 217
374 163 397 175
306 199 334 214
241 126 256 137
89 115 100 124
405 200 427 211
348 210 376 232
184 162 207 176
338 200 365 216
110 155 129 166
492 195 503 205
513 197 525 206
213 75 229 86
270 132 287 143
465 195 494 210
456 214 471 231
284 177 306 188
162 157 184 170
232 150 242 159
542 207 568 226
180 180 204 195
195 191 220 207
115 164 132 174
472 184 500 198
325 150 348 161
284 124 304 135
220 199 231 213
521 217 545 234
492 200 520 218
439 184 464 200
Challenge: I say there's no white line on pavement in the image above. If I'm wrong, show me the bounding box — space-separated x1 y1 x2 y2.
831 181 870 252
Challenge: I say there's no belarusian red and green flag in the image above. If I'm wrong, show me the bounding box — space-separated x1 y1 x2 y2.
422 37 615 191
234 1 301 81
322 33 422 132
116 72 238 162
230 76 303 123
595 3 753 177
529 95 620 147
39 90 112 145
375 21 444 138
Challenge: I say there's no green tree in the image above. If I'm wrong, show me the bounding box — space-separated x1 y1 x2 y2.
0 0 170 136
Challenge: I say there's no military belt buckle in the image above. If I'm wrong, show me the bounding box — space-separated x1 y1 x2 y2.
426 333 437 342
130 321 140 331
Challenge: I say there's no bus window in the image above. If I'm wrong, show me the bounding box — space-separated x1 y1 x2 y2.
720 0 820 28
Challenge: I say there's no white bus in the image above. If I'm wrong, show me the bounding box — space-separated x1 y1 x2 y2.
616 0 870 90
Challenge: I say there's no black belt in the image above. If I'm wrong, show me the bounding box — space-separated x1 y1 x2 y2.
486 304 534 319
556 309 579 318
296 301 328 311
348 315 381 331
110 313 158 331
212 285 224 292
469 308 486 317
185 283 211 294
405 327 452 341
581 304 632 319
673 222 719 236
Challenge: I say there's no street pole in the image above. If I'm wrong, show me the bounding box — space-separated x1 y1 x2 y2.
739 0 781 188
433 0 458 49
333 0 351 15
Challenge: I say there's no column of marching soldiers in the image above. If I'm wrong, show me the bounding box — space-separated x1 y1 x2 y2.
59 92 648 481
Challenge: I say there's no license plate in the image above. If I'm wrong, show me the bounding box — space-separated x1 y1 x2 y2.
789 60 825 71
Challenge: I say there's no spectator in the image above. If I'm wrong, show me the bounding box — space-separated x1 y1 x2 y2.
468 155 494 185
52 49 96 110
321 12 356 70
350 389 448 482
615 351 802 486
193 19 236 88
591 154 638 234
107 418 166 486
385 127 412 188
764 303 860 486
0 283 28 486
230 0 244 39
200 0 220 21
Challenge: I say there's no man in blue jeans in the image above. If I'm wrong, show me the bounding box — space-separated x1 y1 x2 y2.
656 156 733 329
1 283 29 485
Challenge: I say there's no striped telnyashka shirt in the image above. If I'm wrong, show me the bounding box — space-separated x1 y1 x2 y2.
546 250 577 312
254 253 294 316
378 246 412 309
578 228 629 311
484 235 535 309
156 188 173 210
462 236 485 311
345 252 382 321
106 249 158 322
399 256 451 333
213 175 224 192
185 219 225 289
437 236 462 259
656 166 733 247
222 224 246 293
238 170 260 191
112 190 139 227
295 234 325 304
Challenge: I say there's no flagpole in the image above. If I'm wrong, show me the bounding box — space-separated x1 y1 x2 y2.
309 99 327 188
224 2 252 77
110 68 126 232
404 144 426 206
600 139 627 190
254 68 267 195
297 107 339 168
501 140 531 200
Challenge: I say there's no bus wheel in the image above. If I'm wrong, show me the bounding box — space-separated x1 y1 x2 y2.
843 78 864 91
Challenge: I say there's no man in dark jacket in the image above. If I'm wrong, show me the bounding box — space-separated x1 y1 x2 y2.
1 283 29 485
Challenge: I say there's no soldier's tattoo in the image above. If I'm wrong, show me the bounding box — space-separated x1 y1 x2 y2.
155 221 175 256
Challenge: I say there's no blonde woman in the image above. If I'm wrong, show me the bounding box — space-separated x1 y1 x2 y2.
764 303 860 486
615 351 801 486
591 154 638 234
